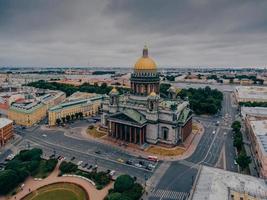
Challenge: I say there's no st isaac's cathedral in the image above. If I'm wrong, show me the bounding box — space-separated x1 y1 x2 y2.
101 46 192 146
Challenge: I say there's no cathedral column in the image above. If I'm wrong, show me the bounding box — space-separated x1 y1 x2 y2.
115 123 118 138
129 127 132 143
140 128 143 145
124 125 127 141
143 127 146 143
120 124 123 140
134 127 137 143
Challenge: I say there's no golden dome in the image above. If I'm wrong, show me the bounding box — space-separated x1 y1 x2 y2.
134 46 157 71
149 91 157 96
110 87 118 94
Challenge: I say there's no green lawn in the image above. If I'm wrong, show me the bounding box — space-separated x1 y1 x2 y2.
22 183 88 200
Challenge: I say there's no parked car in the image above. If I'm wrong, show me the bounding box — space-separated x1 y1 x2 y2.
134 163 142 168
82 163 88 168
109 170 116 176
95 150 101 154
71 156 75 161
77 161 83 166
126 160 133 165
117 158 124 163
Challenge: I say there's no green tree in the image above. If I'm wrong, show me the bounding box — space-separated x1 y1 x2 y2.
59 161 78 174
114 175 134 193
0 170 19 195
56 118 61 125
66 115 71 122
236 153 251 170
233 137 243 151
71 114 75 121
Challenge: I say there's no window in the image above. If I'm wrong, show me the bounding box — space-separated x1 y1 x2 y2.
162 127 169 140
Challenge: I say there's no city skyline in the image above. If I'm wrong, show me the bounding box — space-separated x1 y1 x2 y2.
0 0 267 67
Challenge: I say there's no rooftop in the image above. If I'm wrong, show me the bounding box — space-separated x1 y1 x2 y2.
192 166 267 200
235 86 267 101
9 101 44 114
241 107 267 119
249 120 267 155
49 95 103 112
0 118 13 129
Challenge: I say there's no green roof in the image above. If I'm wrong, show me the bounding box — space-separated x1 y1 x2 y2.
178 108 191 123
49 95 103 112
109 109 147 125
123 109 147 124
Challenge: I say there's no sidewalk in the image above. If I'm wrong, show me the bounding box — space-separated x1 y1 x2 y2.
0 162 113 200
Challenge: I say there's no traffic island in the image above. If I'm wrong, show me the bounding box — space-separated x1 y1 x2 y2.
87 125 107 138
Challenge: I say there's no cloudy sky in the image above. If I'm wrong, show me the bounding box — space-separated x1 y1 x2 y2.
0 0 267 68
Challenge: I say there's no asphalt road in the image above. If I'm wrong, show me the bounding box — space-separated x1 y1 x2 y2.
148 92 238 200
15 126 156 183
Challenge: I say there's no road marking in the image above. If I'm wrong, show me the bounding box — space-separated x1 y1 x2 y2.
152 190 189 200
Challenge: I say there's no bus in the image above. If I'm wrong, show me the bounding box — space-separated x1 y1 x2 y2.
147 156 158 162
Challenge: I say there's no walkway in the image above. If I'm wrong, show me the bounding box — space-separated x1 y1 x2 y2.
1 162 113 200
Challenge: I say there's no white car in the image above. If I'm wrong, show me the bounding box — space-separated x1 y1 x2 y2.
234 160 238 165
223 132 227 135
135 163 143 168
148 164 156 169
212 130 216 134
42 134 47 137
109 170 116 176
77 161 83 166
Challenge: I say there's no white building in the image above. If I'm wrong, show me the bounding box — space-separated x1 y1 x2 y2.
235 86 267 103
192 166 267 200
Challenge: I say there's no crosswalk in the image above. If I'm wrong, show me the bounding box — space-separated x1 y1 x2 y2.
151 189 189 200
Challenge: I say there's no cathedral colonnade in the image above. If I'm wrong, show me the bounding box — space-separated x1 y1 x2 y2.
108 121 146 145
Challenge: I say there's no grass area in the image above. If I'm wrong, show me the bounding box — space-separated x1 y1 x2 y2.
145 145 185 156
87 126 107 138
22 182 88 200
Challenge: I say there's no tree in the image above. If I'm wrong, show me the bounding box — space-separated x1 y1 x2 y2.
66 115 71 122
236 153 251 170
0 170 19 195
62 117 66 123
114 175 134 193
59 161 78 174
75 113 79 119
232 121 241 132
56 118 61 125
233 137 243 151
122 183 143 200
71 114 75 121
78 112 84 119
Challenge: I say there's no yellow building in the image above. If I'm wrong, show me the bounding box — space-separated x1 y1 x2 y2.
48 95 103 126
8 101 47 126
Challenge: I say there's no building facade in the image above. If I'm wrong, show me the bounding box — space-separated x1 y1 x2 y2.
101 47 192 146
0 118 13 146
234 86 267 103
48 95 103 126
245 118 267 178
8 101 47 126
